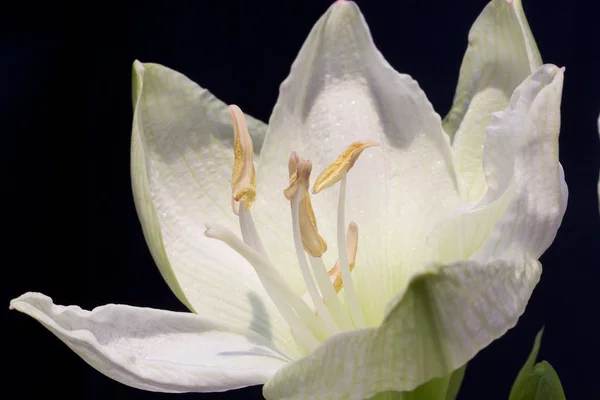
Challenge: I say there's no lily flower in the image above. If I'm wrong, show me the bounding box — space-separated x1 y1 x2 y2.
10 1 567 399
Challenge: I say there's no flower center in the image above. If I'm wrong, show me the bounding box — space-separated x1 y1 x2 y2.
204 105 377 353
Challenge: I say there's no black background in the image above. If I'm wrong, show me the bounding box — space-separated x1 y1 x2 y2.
3 0 599 398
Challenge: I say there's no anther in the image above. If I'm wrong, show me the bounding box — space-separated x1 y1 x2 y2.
328 221 359 292
229 105 256 214
312 140 378 194
284 156 327 257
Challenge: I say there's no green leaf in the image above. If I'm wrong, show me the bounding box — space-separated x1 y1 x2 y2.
509 328 566 400
366 365 467 400
445 364 467 400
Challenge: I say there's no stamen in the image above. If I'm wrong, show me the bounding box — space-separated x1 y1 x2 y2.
337 177 366 327
308 255 353 331
204 222 325 349
284 156 327 257
328 221 359 292
312 141 376 328
292 191 340 335
313 140 378 194
229 105 256 214
287 159 339 335
299 222 358 329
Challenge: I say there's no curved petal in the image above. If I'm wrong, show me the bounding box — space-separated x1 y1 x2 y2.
430 65 566 263
473 64 567 261
10 292 289 392
444 0 543 201
254 1 461 322
131 62 299 358
263 258 540 399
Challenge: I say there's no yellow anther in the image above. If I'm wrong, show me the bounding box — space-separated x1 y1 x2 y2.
284 155 327 257
229 105 256 214
328 221 358 292
284 151 300 200
288 150 300 178
312 140 378 194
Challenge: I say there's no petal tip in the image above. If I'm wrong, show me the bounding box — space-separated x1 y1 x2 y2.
9 291 40 310
538 64 564 81
133 60 145 74
329 0 359 18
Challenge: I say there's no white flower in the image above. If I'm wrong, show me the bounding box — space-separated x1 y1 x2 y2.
10 1 567 399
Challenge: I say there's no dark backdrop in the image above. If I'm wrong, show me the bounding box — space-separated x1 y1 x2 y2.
3 0 599 399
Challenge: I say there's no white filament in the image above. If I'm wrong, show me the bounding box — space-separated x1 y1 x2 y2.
308 255 353 331
337 177 365 328
239 207 268 258
204 222 323 350
236 210 324 330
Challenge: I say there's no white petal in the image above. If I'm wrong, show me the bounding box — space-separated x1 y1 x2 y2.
444 0 542 201
254 1 461 323
431 65 566 263
10 293 289 392
263 258 540 399
475 65 567 261
131 62 299 358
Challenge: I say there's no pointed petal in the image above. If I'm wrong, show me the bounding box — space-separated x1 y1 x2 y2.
10 293 289 392
131 62 299 357
444 0 543 201
263 258 540 399
254 1 461 316
431 65 566 264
